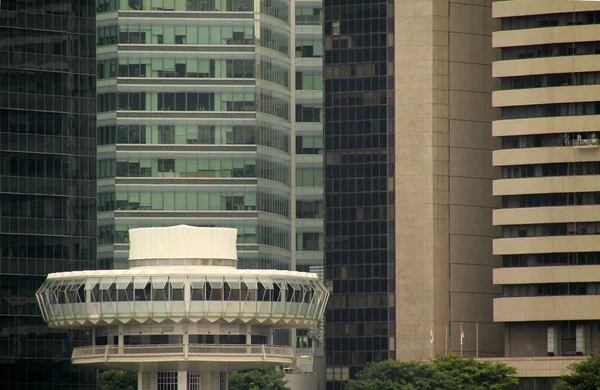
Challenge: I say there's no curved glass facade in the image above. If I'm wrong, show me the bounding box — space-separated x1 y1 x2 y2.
96 2 297 271
0 1 97 388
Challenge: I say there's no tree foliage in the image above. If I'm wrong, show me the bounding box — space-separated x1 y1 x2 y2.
346 354 519 390
98 370 137 390
228 368 288 390
555 351 600 390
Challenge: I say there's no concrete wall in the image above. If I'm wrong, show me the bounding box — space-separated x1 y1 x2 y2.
393 0 502 360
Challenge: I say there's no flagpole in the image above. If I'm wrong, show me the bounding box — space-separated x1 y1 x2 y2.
460 323 463 357
476 322 479 358
430 325 434 359
445 325 448 356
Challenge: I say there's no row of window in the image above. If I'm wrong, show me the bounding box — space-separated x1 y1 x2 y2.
98 190 290 218
98 157 257 179
503 252 600 267
502 192 600 208
99 223 291 250
1 29 95 58
1 70 95 98
503 283 600 297
100 191 258 212
0 110 94 137
97 124 289 152
98 223 257 245
48 280 316 305
501 132 585 149
97 92 252 112
95 334 266 346
501 11 600 31
502 161 600 179
0 194 94 221
501 71 600 90
98 157 291 185
502 41 600 61
501 102 600 120
97 91 291 120
502 222 600 238
97 24 255 47
97 0 255 12
0 153 94 180
98 58 256 80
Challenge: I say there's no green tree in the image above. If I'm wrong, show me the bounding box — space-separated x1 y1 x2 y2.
555 351 600 390
98 370 137 390
346 354 519 390
229 368 287 390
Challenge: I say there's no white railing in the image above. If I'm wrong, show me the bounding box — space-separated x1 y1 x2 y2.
72 344 294 360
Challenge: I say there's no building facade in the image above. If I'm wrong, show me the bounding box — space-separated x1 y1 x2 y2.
0 0 97 388
323 0 501 387
487 1 600 388
95 0 323 275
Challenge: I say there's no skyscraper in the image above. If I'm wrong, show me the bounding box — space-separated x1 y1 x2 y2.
484 0 600 388
95 0 323 275
323 0 501 387
0 0 97 388
94 0 325 380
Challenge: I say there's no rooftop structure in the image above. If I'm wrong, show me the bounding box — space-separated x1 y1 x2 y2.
36 225 328 390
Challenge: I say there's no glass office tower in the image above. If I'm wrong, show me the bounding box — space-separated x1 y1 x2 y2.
95 0 294 271
0 0 97 388
323 1 396 388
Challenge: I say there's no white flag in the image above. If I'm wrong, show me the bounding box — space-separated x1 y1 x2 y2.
460 323 465 346
429 327 434 345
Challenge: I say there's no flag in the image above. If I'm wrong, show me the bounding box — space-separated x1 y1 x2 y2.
429 327 434 345
460 323 464 346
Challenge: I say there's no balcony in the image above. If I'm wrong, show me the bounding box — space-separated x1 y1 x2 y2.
72 344 295 372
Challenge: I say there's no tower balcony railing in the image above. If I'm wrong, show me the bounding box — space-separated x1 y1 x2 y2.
73 343 294 362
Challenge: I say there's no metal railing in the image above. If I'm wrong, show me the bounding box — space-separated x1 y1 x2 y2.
73 344 294 360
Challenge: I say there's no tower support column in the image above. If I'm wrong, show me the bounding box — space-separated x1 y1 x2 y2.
177 371 187 390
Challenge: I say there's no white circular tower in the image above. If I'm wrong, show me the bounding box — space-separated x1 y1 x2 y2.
36 225 329 390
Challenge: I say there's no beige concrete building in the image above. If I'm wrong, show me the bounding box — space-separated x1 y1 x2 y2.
392 0 502 360
488 0 600 388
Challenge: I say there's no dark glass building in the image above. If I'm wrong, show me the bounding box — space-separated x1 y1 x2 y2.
323 1 396 388
0 1 97 388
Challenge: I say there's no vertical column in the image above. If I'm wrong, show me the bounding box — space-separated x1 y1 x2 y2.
177 371 188 390
138 372 154 390
118 324 125 354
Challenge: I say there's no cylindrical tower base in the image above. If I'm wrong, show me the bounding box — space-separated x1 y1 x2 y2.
138 371 227 390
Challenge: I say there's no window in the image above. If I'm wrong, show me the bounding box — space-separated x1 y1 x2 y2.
158 159 175 173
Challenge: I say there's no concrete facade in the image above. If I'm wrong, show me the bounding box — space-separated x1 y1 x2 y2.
393 0 502 361
489 0 600 385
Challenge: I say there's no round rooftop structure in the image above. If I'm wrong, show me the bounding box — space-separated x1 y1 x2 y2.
35 226 329 390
